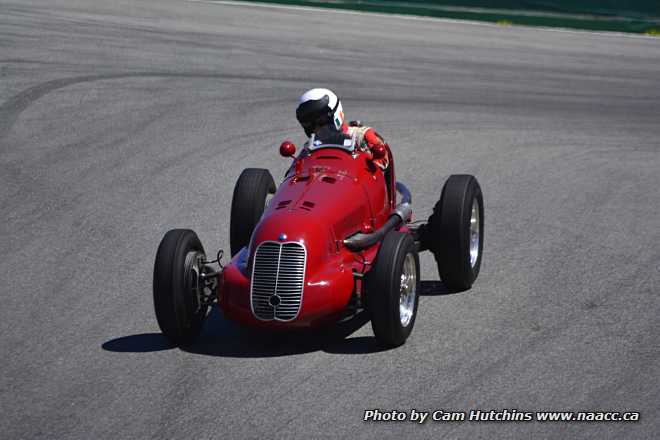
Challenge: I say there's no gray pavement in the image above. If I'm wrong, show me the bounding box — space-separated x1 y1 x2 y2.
1 1 659 438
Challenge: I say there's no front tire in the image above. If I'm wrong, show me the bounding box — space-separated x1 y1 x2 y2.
230 168 276 256
427 174 484 290
366 232 420 348
153 229 209 346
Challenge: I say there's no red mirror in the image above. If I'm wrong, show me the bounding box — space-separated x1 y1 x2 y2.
371 143 387 160
280 141 296 158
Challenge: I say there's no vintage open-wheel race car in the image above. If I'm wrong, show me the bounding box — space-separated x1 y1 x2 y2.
153 129 484 348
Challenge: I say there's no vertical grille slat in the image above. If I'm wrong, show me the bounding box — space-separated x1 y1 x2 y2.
250 241 306 321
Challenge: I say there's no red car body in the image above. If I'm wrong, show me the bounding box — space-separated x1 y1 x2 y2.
219 143 405 329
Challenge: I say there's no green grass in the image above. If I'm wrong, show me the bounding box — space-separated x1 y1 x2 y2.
238 0 660 34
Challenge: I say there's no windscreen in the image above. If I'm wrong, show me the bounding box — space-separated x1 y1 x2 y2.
307 126 356 152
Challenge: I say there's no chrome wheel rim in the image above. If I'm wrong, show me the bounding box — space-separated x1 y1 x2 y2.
399 253 417 327
264 193 273 210
184 251 205 314
469 198 480 268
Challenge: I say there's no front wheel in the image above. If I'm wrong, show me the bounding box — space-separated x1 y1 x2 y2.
153 229 209 346
230 168 276 256
366 232 420 348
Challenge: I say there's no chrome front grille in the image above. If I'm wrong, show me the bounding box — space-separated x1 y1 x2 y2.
250 241 306 321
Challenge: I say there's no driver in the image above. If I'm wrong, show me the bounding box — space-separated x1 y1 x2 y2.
295 88 390 170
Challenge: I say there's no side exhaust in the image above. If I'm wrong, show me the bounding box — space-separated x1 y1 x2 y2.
343 182 412 251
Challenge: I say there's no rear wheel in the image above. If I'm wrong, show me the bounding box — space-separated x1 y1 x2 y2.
366 232 420 348
427 174 484 290
230 168 276 256
153 229 209 346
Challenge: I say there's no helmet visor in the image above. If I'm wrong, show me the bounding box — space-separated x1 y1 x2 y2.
296 94 333 136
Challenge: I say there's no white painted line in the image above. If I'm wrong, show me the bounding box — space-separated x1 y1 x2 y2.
186 0 660 40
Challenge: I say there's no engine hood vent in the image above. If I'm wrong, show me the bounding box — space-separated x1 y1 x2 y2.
300 201 315 211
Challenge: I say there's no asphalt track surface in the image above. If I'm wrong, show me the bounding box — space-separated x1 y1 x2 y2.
1 1 659 438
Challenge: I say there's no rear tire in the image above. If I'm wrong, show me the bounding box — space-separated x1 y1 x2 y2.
230 168 276 256
427 174 484 290
366 232 420 348
153 229 208 346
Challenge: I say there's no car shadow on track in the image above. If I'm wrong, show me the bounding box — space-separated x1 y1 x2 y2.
102 280 458 357
102 308 384 357
420 280 467 296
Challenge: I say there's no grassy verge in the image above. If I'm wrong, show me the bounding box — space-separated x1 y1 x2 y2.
234 0 660 34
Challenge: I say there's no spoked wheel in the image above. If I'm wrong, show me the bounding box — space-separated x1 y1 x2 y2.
366 231 420 348
153 229 211 346
426 174 484 291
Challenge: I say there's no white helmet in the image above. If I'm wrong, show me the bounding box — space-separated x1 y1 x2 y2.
296 88 345 136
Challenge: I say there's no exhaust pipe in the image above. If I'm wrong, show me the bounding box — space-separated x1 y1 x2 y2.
343 182 412 251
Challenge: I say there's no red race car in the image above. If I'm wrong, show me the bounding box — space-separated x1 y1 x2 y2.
153 130 484 348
